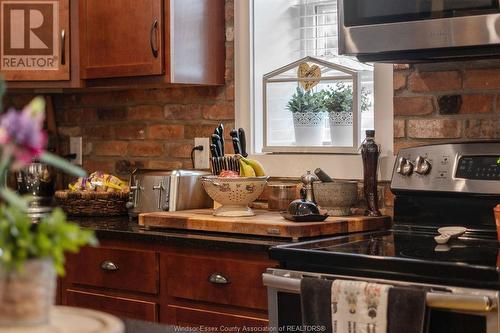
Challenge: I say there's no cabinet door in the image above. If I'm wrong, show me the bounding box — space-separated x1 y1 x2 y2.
65 289 158 322
166 305 268 329
0 0 70 81
80 0 163 79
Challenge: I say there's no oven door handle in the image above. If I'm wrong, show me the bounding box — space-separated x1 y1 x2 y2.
262 273 497 313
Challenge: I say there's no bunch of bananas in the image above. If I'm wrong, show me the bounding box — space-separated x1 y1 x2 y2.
238 155 266 177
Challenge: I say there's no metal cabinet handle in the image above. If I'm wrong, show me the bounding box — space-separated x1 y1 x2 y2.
152 181 165 209
60 29 66 65
150 18 159 58
100 261 119 271
130 180 143 208
208 273 230 285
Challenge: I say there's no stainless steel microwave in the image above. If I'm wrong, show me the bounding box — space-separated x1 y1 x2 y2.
338 0 500 62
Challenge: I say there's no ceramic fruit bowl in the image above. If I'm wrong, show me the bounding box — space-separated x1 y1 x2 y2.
312 180 358 216
201 176 269 217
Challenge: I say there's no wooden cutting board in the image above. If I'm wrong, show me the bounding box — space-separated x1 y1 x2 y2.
139 209 391 241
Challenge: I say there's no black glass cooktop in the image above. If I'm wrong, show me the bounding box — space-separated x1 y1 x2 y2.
270 229 500 289
300 230 499 267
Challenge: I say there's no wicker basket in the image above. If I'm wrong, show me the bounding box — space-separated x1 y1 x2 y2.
55 190 129 216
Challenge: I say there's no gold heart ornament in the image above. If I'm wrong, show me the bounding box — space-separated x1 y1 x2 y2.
298 62 321 91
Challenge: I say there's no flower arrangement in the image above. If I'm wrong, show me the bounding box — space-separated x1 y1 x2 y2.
0 78 97 325
0 92 96 274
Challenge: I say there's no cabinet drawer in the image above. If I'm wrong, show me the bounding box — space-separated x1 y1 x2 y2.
65 289 157 322
167 305 267 328
166 254 270 310
66 246 158 294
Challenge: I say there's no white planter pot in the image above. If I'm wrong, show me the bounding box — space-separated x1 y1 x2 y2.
0 259 56 327
328 111 353 147
292 111 325 146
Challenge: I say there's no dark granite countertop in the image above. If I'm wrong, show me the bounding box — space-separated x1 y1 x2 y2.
70 215 288 251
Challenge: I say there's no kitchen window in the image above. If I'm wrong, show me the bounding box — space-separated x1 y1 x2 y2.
235 0 394 178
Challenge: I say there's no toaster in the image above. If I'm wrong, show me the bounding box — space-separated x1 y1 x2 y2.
127 169 213 219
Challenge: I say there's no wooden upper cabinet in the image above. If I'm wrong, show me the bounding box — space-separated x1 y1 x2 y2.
2 0 224 88
82 0 225 86
0 0 71 82
79 0 163 79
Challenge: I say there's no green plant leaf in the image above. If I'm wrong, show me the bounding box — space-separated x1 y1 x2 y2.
40 152 86 177
0 188 28 211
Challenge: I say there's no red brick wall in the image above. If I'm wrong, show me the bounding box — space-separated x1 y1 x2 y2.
394 61 500 152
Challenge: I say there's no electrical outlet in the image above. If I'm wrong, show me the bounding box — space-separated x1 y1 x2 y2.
69 137 83 165
194 138 210 170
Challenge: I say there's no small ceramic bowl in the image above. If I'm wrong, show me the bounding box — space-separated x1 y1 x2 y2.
312 180 358 216
201 176 269 217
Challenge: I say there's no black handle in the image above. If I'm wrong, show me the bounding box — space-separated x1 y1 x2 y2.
210 144 218 158
314 168 334 182
150 18 159 58
211 134 223 157
218 124 225 156
238 128 247 157
232 137 241 155
60 29 66 65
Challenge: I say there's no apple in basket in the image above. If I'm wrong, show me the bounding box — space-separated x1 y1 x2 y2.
202 157 268 217
219 170 240 178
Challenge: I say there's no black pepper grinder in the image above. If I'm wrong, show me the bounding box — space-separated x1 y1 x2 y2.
361 130 382 217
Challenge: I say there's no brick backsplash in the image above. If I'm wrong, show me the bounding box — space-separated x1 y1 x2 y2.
394 60 500 153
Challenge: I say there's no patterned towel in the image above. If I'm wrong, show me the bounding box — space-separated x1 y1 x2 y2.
331 280 391 333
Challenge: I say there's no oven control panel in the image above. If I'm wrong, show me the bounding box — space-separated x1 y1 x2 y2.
391 141 500 194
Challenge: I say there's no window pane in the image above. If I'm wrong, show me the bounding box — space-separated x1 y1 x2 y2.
254 0 374 153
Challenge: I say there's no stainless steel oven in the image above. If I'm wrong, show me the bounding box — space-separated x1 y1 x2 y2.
264 268 499 333
338 0 500 62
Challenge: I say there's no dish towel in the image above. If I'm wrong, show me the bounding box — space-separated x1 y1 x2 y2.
331 279 391 333
300 277 333 333
387 287 428 333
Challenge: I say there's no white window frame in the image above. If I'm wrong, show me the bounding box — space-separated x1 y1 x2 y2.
235 0 396 180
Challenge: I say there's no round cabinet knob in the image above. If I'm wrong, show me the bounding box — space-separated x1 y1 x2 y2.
397 157 414 176
415 156 432 175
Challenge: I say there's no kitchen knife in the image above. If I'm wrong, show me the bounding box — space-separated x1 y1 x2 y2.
232 137 241 155
229 129 239 154
210 144 218 158
238 128 248 157
218 124 225 156
211 134 223 157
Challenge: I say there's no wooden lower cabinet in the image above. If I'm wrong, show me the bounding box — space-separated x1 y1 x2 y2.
60 239 277 327
65 290 158 321
166 305 268 328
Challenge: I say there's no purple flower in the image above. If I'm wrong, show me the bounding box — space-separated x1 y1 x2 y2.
0 97 47 168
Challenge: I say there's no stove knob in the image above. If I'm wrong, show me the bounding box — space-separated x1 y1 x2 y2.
415 156 432 175
397 157 414 176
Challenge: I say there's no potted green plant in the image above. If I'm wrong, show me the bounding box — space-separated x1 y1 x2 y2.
321 82 371 146
286 86 325 146
0 80 96 327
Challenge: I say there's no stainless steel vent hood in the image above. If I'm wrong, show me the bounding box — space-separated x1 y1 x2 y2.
338 0 500 63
